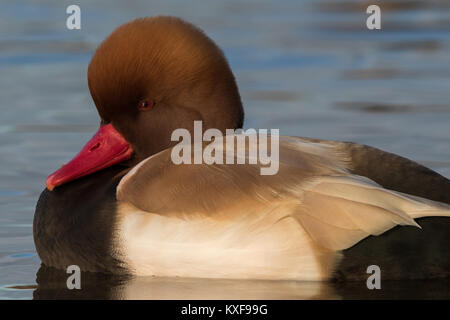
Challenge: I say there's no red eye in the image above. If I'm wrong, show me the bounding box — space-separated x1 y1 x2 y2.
139 100 153 111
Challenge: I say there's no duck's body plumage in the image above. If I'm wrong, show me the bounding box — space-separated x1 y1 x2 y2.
34 16 450 281
35 136 450 280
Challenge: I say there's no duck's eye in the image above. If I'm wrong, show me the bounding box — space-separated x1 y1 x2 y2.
138 100 153 111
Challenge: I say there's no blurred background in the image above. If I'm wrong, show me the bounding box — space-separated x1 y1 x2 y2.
0 0 449 299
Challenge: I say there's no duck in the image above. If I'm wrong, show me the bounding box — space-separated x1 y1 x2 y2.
34 16 450 281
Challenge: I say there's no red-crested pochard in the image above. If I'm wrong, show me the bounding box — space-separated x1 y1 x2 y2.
34 16 450 281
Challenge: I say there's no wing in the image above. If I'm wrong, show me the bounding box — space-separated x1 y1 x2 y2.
117 136 450 251
302 137 450 204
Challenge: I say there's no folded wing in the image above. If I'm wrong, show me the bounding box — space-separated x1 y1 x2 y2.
117 136 450 252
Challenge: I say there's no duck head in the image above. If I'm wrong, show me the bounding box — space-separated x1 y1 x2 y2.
46 16 244 191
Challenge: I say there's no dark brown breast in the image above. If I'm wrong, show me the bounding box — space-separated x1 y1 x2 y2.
33 164 130 274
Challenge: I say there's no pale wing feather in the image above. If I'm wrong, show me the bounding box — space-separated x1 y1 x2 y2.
117 136 450 252
291 174 450 250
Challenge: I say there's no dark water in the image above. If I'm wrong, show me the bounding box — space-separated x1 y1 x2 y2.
0 0 449 299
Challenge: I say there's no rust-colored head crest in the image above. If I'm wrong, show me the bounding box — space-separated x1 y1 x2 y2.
88 16 243 127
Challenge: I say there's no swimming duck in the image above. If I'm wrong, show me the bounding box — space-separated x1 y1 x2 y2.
34 16 450 281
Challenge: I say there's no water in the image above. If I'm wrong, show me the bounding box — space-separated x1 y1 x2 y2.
1 0 449 299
